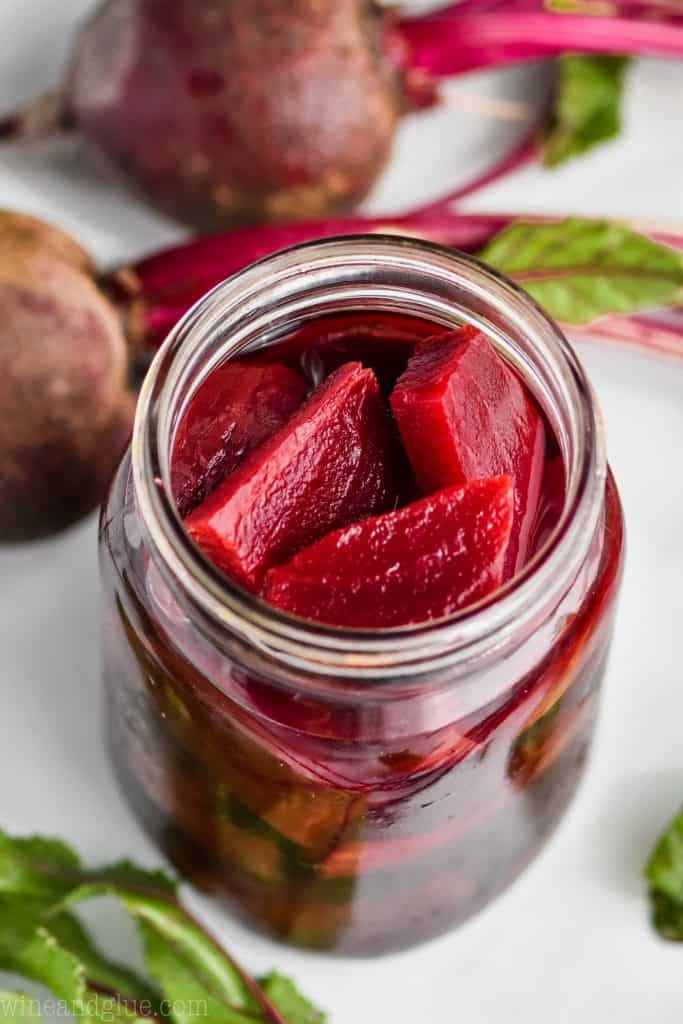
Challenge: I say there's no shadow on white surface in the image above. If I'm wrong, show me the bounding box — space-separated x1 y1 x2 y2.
590 772 683 898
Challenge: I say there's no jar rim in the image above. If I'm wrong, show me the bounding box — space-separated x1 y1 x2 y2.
132 235 606 682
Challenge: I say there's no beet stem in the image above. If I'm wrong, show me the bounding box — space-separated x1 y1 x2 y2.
415 126 542 215
103 210 513 351
176 906 290 1024
572 311 683 359
393 0 683 77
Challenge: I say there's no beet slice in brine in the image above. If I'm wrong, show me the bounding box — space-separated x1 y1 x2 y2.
264 476 514 628
186 362 397 590
390 327 545 576
172 360 306 517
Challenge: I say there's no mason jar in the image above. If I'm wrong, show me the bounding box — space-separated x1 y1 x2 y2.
99 236 624 956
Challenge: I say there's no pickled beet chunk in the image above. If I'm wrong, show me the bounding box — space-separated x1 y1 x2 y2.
186 362 397 590
264 476 514 628
390 327 546 576
172 360 306 517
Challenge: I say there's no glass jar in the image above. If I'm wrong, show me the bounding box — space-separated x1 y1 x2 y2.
100 236 624 956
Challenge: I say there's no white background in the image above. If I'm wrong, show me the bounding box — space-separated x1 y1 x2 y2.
1 2 683 1021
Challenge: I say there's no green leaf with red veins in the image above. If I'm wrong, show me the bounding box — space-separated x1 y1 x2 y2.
257 975 327 1024
646 806 683 941
134 918 259 1024
0 830 327 1024
0 902 152 1024
0 833 81 899
0 894 160 1012
478 218 683 324
544 55 631 168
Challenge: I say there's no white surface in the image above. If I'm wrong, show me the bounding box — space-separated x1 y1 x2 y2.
1 3 683 1022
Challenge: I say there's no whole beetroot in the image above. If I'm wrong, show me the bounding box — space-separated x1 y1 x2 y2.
3 1 683 230
53 0 402 229
0 213 134 541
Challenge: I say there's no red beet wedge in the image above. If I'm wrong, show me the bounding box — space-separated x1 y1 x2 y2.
264 476 514 629
186 362 396 591
390 328 545 575
172 360 306 518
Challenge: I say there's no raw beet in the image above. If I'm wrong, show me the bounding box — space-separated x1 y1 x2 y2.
0 212 134 541
186 362 397 590
264 476 514 628
62 0 401 229
172 360 306 517
4 1 683 229
391 328 545 575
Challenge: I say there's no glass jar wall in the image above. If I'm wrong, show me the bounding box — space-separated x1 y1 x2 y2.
100 237 624 955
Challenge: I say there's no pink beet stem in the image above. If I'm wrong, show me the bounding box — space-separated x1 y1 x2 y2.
417 127 542 215
392 0 683 77
648 230 683 252
573 310 683 359
117 210 511 348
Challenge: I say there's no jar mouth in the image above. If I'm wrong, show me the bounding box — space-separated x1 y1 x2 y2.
132 235 606 680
